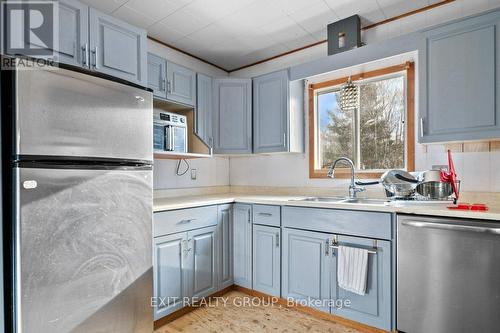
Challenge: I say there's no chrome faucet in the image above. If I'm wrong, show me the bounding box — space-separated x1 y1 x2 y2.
328 157 365 199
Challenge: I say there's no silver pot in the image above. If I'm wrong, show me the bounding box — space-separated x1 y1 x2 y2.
357 170 417 198
416 181 454 199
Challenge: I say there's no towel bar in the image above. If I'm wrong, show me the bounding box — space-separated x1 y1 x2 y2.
330 244 377 255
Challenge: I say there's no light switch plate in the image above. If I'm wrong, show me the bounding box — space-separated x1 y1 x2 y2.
191 169 197 180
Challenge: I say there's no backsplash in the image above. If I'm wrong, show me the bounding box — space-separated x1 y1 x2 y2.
415 141 500 193
153 157 230 189
228 142 500 193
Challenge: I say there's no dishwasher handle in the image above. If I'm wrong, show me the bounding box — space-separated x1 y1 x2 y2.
401 221 500 235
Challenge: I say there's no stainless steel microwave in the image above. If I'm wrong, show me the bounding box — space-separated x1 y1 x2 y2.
153 111 187 153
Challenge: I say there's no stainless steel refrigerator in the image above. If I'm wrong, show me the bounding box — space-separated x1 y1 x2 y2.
4 65 153 332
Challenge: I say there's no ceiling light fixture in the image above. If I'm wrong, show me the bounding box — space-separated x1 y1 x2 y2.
340 76 358 110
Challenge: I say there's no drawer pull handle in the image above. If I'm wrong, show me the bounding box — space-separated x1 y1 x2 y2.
178 218 196 224
258 212 273 217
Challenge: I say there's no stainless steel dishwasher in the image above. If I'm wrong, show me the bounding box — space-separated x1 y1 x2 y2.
397 215 500 333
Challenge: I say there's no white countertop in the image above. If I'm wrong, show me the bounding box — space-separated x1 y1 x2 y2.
154 194 500 221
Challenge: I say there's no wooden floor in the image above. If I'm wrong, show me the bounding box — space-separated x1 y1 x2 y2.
155 291 363 333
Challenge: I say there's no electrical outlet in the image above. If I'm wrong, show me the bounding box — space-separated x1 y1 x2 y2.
191 169 197 180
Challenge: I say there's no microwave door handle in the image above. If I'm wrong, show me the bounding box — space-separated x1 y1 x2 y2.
166 126 172 151
171 127 176 152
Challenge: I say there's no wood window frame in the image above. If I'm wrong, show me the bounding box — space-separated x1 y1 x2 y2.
308 61 415 179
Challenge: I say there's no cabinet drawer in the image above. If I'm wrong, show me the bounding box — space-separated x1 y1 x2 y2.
253 204 280 227
154 206 218 237
283 206 392 240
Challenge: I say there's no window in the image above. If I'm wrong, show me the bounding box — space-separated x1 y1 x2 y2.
309 62 415 179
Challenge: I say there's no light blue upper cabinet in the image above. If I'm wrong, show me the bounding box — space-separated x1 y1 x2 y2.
166 62 196 106
232 204 252 288
196 74 213 147
89 8 147 86
186 226 218 299
147 53 167 98
52 0 89 67
419 11 500 142
153 232 187 320
252 224 280 297
282 228 331 313
253 70 289 153
331 235 392 331
213 79 253 154
217 204 233 290
253 70 304 153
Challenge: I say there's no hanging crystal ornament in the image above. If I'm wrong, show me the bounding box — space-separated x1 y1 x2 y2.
340 76 358 110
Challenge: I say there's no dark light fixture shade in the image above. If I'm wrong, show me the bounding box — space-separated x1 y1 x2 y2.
327 15 362 55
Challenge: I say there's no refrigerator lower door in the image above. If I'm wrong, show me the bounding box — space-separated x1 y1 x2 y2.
15 67 153 162
15 167 152 333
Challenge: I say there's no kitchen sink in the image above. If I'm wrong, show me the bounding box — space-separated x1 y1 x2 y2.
290 197 389 205
339 198 390 205
290 196 346 203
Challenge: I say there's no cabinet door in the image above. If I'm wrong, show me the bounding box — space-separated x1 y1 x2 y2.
419 12 500 142
331 235 391 331
253 225 280 297
89 8 147 86
253 69 289 153
233 204 252 288
186 226 217 299
147 53 167 98
153 232 187 320
213 79 252 154
54 0 89 67
282 228 331 313
196 73 213 147
166 62 196 106
218 204 233 289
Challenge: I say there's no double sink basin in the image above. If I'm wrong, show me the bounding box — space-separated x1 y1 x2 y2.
290 196 390 205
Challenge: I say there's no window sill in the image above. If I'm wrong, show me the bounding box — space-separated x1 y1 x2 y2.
310 169 384 179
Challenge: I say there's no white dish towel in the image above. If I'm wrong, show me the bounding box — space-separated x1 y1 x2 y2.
337 245 369 296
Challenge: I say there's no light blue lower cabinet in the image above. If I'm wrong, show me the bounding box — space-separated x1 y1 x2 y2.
233 204 253 288
282 227 392 331
218 204 233 289
331 235 392 331
153 232 187 320
153 204 234 320
187 226 218 299
252 225 281 296
282 228 331 313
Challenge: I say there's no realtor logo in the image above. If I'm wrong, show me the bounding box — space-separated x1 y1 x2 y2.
2 1 58 56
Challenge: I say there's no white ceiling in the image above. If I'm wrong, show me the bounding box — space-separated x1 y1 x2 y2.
81 0 442 71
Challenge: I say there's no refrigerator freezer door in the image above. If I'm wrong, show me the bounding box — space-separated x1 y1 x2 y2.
15 68 153 162
15 167 152 333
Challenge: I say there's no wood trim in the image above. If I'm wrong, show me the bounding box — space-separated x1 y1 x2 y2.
233 285 390 333
406 62 415 171
309 62 415 179
228 40 327 72
227 1 455 72
147 36 228 73
309 63 411 90
153 285 234 330
361 0 456 30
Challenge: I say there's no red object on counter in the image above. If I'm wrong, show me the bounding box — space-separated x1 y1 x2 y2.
447 203 489 211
